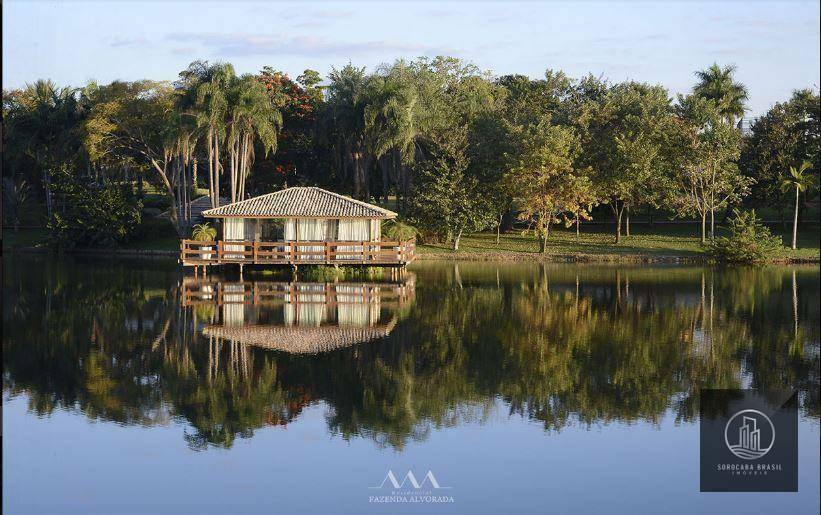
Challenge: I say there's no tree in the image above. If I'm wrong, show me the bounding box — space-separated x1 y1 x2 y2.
180 61 235 208
324 65 371 198
408 128 494 250
225 75 282 202
2 177 31 231
506 122 579 252
83 81 187 233
561 173 598 239
47 165 142 248
3 80 82 217
693 63 748 126
671 95 752 242
780 161 814 250
741 89 820 220
255 68 323 190
581 82 672 243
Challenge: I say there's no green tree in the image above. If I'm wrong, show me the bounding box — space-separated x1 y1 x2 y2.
741 89 820 220
780 161 815 249
3 80 82 217
83 80 186 233
693 63 748 126
582 82 672 243
324 64 371 198
226 75 282 202
506 122 579 252
180 61 235 208
671 94 752 242
47 166 142 248
408 128 494 249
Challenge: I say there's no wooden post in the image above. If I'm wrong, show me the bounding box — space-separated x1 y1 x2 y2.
252 241 258 263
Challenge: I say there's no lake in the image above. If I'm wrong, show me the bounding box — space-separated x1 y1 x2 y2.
3 257 819 514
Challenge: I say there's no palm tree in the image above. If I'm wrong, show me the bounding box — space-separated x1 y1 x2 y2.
226 75 282 202
184 62 235 208
780 161 814 249
364 71 419 202
6 80 80 217
324 65 370 198
693 63 748 126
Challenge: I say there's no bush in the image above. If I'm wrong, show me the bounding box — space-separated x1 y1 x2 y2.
299 265 384 281
47 168 142 248
381 219 418 241
708 209 782 264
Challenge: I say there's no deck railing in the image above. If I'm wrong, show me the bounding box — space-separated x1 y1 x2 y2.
180 239 415 266
181 279 415 306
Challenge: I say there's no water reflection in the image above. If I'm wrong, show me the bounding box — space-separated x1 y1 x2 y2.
3 258 819 451
183 278 415 354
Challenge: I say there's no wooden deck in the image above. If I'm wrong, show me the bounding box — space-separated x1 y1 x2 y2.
181 278 416 307
180 239 415 267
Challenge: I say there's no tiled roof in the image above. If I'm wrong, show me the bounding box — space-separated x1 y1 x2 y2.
202 322 396 354
202 187 397 219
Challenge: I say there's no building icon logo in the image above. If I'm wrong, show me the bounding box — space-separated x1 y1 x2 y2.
724 409 775 460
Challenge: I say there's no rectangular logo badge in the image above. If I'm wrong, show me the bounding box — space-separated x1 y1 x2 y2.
700 389 798 492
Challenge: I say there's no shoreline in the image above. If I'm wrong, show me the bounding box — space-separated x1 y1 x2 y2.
5 245 819 265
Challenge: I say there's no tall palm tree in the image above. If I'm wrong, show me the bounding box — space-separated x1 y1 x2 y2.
325 65 370 198
185 62 235 208
693 63 748 126
226 75 282 202
364 71 419 202
780 161 814 249
6 80 81 217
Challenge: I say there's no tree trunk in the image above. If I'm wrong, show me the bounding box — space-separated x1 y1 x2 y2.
453 229 462 251
700 211 707 244
540 230 548 253
625 205 631 237
576 216 580 239
792 186 799 250
496 214 502 245
352 150 363 198
150 159 182 235
710 209 715 240
612 201 623 244
214 132 221 207
207 130 215 207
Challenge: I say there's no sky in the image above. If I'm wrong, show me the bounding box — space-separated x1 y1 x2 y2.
3 1 819 117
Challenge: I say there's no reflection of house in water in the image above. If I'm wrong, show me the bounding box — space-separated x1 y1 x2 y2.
182 277 415 354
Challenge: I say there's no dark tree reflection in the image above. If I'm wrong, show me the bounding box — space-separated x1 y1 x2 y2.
3 258 818 450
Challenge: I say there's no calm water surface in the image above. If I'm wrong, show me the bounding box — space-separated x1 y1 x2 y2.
3 257 819 514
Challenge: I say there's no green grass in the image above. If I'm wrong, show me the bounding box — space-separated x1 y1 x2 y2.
5 220 817 263
418 223 820 262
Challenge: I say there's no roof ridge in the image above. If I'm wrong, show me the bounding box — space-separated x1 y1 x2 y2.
305 187 398 217
201 186 397 218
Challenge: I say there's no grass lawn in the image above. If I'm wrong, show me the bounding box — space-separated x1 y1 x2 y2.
418 223 820 262
5 220 818 263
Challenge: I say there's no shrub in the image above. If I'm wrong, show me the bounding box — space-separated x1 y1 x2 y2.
381 219 418 241
708 209 782 264
47 167 142 248
192 223 217 241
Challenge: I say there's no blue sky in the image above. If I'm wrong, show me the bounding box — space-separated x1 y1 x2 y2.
3 1 819 116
